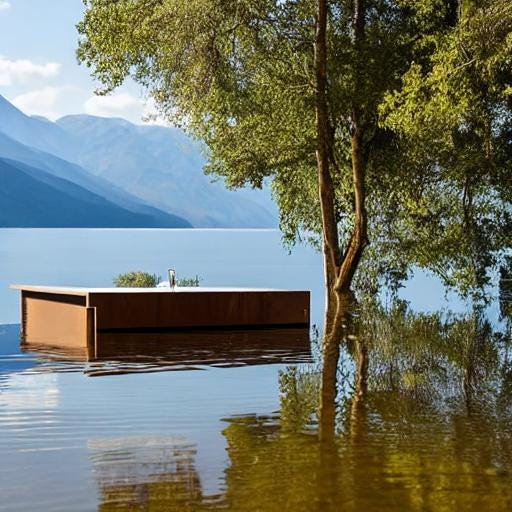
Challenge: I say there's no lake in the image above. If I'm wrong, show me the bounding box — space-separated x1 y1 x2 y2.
1 229 511 511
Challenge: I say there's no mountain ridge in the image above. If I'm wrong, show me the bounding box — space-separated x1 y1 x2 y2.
0 130 188 225
56 114 277 228
0 94 278 228
0 157 191 228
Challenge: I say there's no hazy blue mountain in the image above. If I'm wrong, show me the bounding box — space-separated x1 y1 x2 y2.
0 94 277 227
0 158 191 228
0 95 77 161
56 115 278 227
0 130 192 226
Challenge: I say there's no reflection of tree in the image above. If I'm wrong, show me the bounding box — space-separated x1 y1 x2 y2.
220 406 512 511
220 302 512 511
357 300 504 410
499 256 512 326
219 310 512 511
499 257 512 374
279 366 319 434
92 304 512 511
221 415 342 512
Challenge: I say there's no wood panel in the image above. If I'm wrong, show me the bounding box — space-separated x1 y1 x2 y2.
89 291 310 330
22 293 95 350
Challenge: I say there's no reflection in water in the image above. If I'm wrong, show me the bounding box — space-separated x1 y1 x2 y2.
88 301 512 511
221 399 512 511
90 437 210 511
17 328 312 376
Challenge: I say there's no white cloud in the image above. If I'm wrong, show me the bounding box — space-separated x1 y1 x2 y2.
0 57 61 86
11 87 167 124
84 92 146 120
84 92 165 124
0 1 11 12
12 86 85 120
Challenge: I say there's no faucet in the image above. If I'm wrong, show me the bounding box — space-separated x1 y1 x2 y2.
168 268 176 290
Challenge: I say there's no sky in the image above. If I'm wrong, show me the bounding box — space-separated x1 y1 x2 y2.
0 0 155 123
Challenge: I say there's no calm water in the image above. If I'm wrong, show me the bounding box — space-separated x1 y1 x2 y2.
0 229 511 511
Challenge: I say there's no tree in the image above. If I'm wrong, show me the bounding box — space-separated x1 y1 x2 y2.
77 1 512 339
379 0 512 300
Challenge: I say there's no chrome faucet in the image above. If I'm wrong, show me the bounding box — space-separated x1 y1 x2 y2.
168 268 176 290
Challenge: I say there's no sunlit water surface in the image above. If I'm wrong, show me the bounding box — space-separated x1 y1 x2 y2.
0 229 511 511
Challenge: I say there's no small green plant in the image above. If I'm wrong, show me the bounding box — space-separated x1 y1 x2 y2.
113 271 160 288
177 275 201 287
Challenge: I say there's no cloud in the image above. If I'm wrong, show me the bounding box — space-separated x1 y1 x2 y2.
12 86 85 120
0 1 11 12
84 92 147 120
0 57 61 86
12 88 166 124
84 92 166 124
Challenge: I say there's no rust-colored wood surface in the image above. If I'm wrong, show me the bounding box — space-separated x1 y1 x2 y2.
11 285 310 351
21 292 94 349
89 291 309 330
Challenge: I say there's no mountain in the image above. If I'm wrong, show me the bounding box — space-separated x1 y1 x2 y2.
0 95 77 161
0 158 191 228
0 94 278 227
56 115 277 228
0 130 191 226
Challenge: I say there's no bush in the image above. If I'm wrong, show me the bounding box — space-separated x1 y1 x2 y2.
177 275 201 287
113 271 160 288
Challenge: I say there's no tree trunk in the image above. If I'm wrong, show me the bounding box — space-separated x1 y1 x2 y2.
314 0 341 336
334 0 368 295
314 0 368 341
335 118 367 293
315 0 368 442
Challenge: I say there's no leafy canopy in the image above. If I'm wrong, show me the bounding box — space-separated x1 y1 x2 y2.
78 0 512 299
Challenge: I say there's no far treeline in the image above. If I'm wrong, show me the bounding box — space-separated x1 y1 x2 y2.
78 0 511 337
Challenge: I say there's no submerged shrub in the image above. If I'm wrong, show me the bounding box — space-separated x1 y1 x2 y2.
113 271 160 288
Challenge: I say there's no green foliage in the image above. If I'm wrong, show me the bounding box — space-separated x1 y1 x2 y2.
113 270 160 287
177 275 201 287
377 0 512 298
112 272 201 287
78 0 512 301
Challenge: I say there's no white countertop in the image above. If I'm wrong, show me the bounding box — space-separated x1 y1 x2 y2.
10 284 303 296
